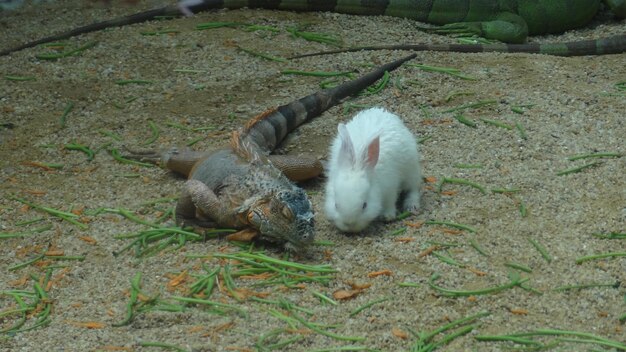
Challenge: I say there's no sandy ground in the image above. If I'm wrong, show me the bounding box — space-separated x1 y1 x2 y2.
1 1 625 351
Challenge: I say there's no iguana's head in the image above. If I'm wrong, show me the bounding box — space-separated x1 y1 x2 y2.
247 188 315 251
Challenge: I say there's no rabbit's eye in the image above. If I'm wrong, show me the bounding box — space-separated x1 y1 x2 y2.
362 202 367 209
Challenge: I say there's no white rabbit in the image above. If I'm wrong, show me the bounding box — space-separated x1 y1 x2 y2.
324 107 422 233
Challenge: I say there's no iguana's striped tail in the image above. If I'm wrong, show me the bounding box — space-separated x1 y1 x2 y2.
292 35 626 58
231 53 417 158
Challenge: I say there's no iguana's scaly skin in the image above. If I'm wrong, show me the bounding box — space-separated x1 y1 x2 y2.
1 0 624 56
126 54 417 251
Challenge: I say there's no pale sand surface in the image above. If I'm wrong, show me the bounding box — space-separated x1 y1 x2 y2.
1 2 625 351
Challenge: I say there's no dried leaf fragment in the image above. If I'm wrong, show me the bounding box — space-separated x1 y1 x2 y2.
367 269 393 278
67 321 106 329
510 308 529 315
333 289 361 300
392 326 409 339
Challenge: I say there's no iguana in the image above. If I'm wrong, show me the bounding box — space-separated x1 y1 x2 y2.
1 0 625 56
124 53 417 251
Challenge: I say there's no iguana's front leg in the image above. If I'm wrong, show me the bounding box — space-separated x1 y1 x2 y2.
268 155 323 182
427 12 529 43
179 179 249 229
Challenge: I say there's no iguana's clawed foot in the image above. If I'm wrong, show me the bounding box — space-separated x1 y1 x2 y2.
429 22 483 38
122 146 178 166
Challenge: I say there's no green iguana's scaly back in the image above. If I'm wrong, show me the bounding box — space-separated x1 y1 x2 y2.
1 0 620 56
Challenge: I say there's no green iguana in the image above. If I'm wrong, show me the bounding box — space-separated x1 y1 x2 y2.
1 0 625 56
124 53 417 251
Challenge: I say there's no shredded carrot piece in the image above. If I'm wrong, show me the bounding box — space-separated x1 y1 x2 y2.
10 276 29 287
441 228 463 235
333 289 361 300
22 161 52 170
66 321 106 329
71 205 85 216
394 237 415 243
188 326 205 333
392 327 409 339
350 282 372 290
44 250 65 256
467 296 477 302
510 308 529 315
418 245 440 258
467 267 488 276
367 269 393 278
405 220 425 228
441 190 458 196
78 235 97 244
167 270 188 288
424 176 437 183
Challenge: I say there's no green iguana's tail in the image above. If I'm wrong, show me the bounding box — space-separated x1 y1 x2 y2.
292 35 626 58
232 53 417 157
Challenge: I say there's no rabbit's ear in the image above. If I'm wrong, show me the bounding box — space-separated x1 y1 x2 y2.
338 123 355 167
364 135 380 169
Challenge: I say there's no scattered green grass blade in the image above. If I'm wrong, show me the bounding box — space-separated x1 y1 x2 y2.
59 101 74 128
504 261 532 273
9 253 85 271
312 290 338 306
469 239 489 257
195 21 243 30
452 114 477 128
425 220 476 233
281 69 354 77
480 117 513 129
286 28 342 46
592 232 626 239
114 79 153 85
64 141 95 161
575 252 626 264
567 152 622 161
35 41 97 60
285 303 365 342
438 177 486 194
556 161 601 176
515 120 527 139
409 311 490 351
11 197 87 229
0 224 52 239
350 296 390 317
99 129 123 141
140 29 180 35
142 120 160 146
238 46 287 62
528 238 552 263
552 282 619 292
442 100 497 113
408 64 476 80
360 70 390 95
490 329 626 351
5 75 36 81
0 273 53 333
385 227 407 236
429 272 527 297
